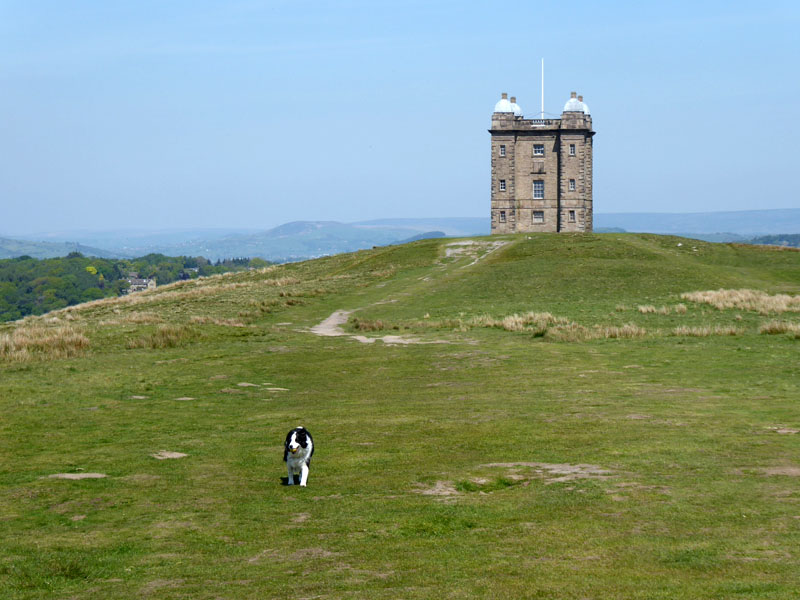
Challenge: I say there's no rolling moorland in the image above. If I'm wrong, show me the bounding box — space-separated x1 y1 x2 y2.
1 233 800 598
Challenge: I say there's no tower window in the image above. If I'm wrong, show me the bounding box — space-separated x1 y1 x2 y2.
533 211 544 223
569 144 576 156
499 211 506 223
568 210 576 223
499 179 506 192
569 179 576 191
499 145 506 157
533 181 544 199
533 144 544 156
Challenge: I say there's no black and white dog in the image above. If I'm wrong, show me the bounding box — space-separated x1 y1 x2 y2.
284 426 314 486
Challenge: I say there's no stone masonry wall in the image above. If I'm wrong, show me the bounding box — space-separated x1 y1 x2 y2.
490 110 593 234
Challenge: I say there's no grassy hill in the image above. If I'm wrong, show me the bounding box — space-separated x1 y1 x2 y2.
2 233 799 598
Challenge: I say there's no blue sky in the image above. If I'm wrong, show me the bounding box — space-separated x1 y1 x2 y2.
1 1 798 235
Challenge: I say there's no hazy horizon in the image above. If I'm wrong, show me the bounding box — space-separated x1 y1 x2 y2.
2 1 799 236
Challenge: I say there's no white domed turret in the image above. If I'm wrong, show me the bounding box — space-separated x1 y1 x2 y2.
578 95 590 115
563 91 583 113
509 96 523 117
494 92 513 113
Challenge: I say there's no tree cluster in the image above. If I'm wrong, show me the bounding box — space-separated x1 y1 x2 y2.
748 234 800 248
0 253 268 322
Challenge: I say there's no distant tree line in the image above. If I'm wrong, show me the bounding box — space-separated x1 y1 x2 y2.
0 253 270 322
747 234 800 248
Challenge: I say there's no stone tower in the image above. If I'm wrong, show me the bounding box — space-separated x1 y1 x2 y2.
490 91 594 233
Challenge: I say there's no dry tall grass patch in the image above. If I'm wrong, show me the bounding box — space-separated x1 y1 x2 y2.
672 325 743 337
189 316 246 327
99 311 164 326
681 289 800 315
469 312 570 333
411 312 649 341
546 323 647 342
0 325 89 362
350 317 388 332
638 305 670 315
759 320 800 336
414 312 571 335
127 325 198 349
262 277 301 287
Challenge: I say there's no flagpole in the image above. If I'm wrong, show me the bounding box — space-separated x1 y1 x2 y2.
540 58 544 119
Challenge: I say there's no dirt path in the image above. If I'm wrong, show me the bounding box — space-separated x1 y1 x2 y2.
309 309 445 345
309 310 352 336
308 239 512 346
444 240 508 267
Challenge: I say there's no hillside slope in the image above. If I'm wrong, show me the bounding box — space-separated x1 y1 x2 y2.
2 234 799 599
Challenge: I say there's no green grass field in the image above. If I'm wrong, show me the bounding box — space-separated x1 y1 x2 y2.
2 233 799 598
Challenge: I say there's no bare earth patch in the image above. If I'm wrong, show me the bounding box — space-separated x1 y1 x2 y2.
767 426 800 435
120 474 161 482
247 549 279 564
310 310 352 336
761 466 800 477
414 481 460 496
47 473 107 480
237 382 259 387
141 579 185 594
292 512 311 523
175 397 195 401
311 309 449 345
481 462 613 483
129 395 148 400
151 451 188 460
289 547 338 560
444 240 509 267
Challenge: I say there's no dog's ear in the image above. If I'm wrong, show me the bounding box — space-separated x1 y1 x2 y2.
283 429 293 462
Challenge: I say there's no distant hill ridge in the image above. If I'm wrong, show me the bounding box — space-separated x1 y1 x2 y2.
4 209 800 260
594 208 800 236
0 237 119 260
